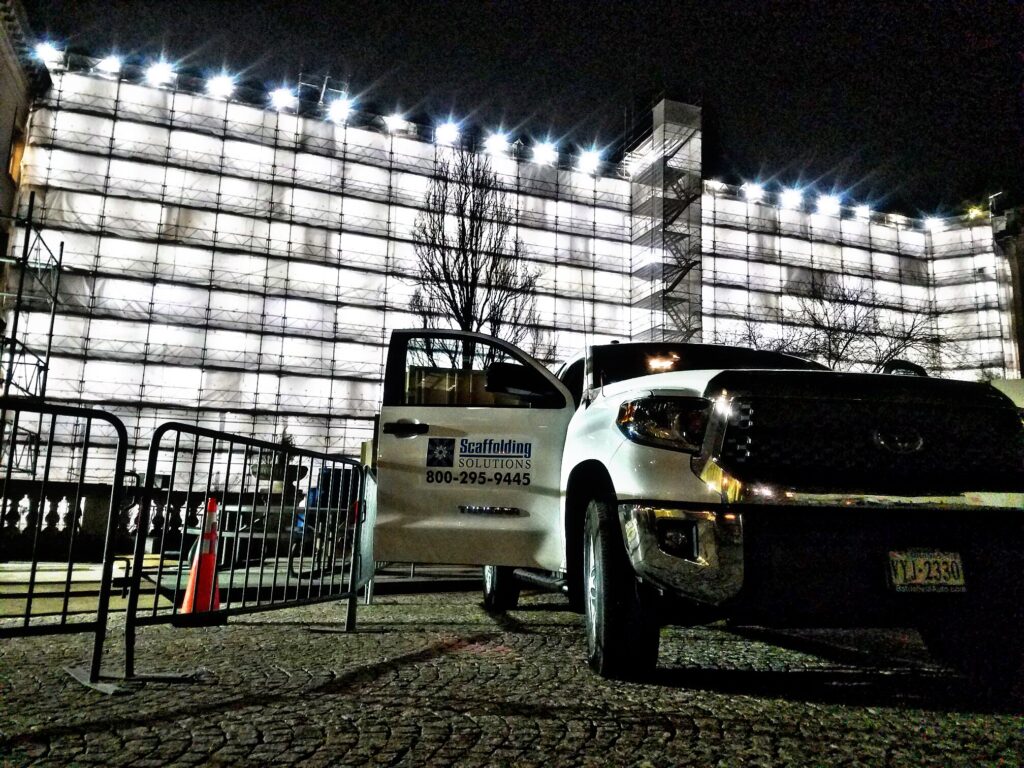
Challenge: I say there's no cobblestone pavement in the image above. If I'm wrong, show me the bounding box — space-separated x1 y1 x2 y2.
2 590 1022 767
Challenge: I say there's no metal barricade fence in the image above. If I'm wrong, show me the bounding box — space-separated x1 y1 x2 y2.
124 423 371 679
0 397 130 685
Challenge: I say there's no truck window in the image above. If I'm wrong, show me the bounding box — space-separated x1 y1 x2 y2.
559 359 585 408
400 335 558 408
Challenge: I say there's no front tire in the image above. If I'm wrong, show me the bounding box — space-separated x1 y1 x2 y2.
583 499 659 680
482 565 520 612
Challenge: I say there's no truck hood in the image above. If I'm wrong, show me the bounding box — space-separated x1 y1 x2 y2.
596 367 1017 409
594 368 730 403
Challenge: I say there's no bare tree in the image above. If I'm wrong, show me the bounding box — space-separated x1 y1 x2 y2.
725 277 949 373
734 317 809 357
789 277 950 371
861 310 944 372
411 149 542 358
795 278 879 370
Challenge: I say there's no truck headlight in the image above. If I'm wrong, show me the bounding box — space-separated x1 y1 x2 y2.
616 396 711 453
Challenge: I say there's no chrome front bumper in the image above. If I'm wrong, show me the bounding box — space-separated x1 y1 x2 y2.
618 503 744 605
619 496 1024 616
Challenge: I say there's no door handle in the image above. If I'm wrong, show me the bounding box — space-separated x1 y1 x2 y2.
382 421 429 436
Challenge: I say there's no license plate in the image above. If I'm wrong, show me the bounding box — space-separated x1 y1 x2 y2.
888 550 966 592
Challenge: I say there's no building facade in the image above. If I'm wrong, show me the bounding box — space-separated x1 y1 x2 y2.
4 52 1020 474
0 0 36 219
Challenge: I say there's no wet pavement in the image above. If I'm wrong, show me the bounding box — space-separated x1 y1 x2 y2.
2 588 1022 766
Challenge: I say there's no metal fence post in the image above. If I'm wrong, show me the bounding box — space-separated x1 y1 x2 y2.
88 417 128 683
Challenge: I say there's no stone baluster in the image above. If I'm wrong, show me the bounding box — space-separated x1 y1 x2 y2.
162 495 183 555
181 495 201 561
39 492 64 559
147 494 165 555
0 492 19 559
20 495 40 557
184 495 200 530
114 486 134 554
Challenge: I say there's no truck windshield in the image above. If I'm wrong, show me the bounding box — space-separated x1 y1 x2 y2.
592 343 826 387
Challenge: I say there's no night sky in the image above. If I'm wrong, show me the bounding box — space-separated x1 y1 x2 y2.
25 0 1023 216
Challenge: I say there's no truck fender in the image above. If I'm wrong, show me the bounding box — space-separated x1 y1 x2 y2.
564 461 616 610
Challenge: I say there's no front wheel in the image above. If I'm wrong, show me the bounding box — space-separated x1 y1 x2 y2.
583 499 659 680
482 565 521 612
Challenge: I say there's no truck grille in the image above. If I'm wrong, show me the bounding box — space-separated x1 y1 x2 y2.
712 376 1024 495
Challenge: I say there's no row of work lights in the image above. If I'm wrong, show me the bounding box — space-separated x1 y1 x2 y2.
730 181 951 231
33 42 988 221
34 43 604 174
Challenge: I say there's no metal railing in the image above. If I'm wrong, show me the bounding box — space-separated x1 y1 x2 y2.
2 398 374 689
0 398 130 686
123 422 371 679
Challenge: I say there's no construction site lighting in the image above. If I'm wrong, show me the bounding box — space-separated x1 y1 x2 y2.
327 97 353 124
742 182 764 202
484 132 509 155
145 61 175 86
206 75 235 100
780 188 803 209
383 113 405 132
435 121 460 146
925 217 944 232
35 42 63 66
854 204 872 220
95 55 121 75
967 206 984 219
270 87 297 111
5 62 1012 463
816 194 841 216
577 149 601 175
532 141 558 165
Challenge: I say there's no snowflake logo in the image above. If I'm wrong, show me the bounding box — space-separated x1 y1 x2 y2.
426 438 456 467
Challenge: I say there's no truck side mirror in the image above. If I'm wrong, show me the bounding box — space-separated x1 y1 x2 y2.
486 361 562 406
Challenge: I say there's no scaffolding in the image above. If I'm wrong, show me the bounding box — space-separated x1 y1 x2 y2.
1 191 63 474
628 101 703 342
621 107 1015 376
700 185 1014 376
17 62 635 475
13 58 1019 480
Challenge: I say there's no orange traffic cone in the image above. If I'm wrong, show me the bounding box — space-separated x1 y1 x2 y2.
181 497 220 613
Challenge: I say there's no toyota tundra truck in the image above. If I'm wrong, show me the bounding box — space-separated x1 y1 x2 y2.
373 329 1024 691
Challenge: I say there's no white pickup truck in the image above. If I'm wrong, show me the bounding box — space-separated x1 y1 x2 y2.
373 329 1024 691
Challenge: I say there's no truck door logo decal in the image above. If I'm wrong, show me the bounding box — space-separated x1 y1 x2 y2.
458 438 532 469
424 436 534 486
426 438 456 467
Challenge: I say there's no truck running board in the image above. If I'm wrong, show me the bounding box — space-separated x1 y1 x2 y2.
512 569 568 593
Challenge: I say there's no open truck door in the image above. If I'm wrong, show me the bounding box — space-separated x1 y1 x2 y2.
374 330 574 570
